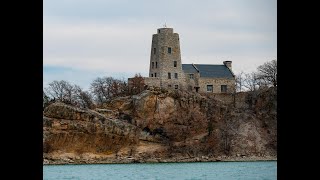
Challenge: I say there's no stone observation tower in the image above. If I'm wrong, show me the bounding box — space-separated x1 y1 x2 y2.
148 27 185 89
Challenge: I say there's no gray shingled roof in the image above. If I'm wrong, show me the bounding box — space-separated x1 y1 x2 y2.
182 64 234 78
182 64 198 73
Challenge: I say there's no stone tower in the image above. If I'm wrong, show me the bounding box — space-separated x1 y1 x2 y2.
148 27 185 89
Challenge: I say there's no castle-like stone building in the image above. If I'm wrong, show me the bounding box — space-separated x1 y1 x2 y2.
130 27 235 93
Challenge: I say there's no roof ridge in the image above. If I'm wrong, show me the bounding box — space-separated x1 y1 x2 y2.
195 64 224 66
192 63 200 72
225 66 235 77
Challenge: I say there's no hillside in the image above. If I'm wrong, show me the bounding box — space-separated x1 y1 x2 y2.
43 87 277 164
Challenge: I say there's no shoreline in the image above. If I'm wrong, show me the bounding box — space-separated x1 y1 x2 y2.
43 156 277 165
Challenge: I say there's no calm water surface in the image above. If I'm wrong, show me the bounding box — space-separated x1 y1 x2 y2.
43 161 276 180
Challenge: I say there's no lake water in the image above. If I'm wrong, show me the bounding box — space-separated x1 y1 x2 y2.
43 161 276 180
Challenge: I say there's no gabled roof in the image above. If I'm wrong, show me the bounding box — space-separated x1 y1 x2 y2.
182 64 234 78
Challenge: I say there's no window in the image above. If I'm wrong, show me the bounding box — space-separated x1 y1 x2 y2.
152 62 154 69
158 29 160 33
168 47 172 54
168 72 171 79
175 85 178 89
189 74 194 79
168 85 172 88
195 87 199 92
174 73 178 79
174 61 177 67
221 85 227 93
151 74 153 77
156 62 158 68
207 85 213 92
153 48 156 54
154 73 157 77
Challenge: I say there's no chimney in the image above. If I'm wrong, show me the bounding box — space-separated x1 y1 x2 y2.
223 61 232 70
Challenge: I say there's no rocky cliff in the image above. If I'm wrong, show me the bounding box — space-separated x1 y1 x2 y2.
43 88 277 164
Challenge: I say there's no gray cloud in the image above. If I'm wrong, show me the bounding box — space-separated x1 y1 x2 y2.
44 0 277 89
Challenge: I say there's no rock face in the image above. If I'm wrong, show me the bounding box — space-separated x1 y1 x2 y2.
43 88 277 164
43 103 139 157
127 91 209 140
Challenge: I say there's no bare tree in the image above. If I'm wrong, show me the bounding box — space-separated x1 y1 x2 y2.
43 90 50 110
218 109 237 155
90 77 110 104
90 76 129 105
257 59 277 87
61 81 74 104
129 73 145 95
44 80 95 109
235 71 245 92
118 79 129 96
45 80 64 101
45 80 74 104
73 85 95 109
110 78 128 97
243 72 260 92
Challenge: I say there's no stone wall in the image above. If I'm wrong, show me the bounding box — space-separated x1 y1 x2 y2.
143 77 161 88
198 78 235 93
184 72 200 92
143 74 235 94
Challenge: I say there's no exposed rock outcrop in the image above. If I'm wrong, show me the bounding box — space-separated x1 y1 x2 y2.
43 88 277 164
43 103 139 158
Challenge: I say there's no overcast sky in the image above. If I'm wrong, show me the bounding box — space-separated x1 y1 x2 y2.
44 0 277 90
